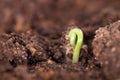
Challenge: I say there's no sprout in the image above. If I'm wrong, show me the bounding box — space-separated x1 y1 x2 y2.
68 28 83 63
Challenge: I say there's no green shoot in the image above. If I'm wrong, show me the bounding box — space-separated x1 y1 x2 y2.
68 28 83 63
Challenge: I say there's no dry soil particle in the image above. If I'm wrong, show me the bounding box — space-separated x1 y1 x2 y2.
92 20 120 80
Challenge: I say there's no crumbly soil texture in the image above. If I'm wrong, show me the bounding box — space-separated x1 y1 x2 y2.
0 0 120 80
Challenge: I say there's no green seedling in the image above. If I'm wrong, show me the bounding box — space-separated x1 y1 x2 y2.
68 28 83 63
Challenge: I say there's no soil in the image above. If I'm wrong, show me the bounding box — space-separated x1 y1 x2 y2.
0 0 120 80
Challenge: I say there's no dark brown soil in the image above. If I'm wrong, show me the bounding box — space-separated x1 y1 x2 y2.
92 20 120 80
0 0 120 80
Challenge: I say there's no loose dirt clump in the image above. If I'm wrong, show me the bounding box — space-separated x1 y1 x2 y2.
92 20 120 80
0 31 49 67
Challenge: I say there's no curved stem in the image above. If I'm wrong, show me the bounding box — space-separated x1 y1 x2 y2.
68 28 83 63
